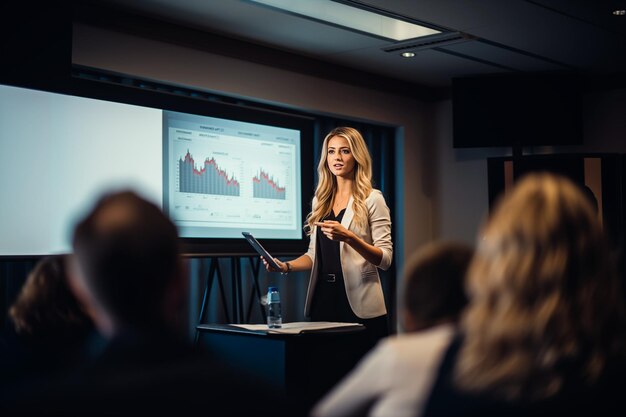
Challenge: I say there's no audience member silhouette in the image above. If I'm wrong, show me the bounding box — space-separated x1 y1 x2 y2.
5 190 286 417
312 241 473 417
0 255 94 390
423 173 626 417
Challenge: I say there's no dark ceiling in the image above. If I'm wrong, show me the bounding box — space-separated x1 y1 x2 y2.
84 0 626 91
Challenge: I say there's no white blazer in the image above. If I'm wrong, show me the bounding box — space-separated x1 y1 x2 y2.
304 189 393 319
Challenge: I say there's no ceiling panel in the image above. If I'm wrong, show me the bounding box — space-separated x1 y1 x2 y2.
529 0 626 36
97 0 392 55
324 46 512 86
84 0 626 88
358 0 531 32
440 40 568 72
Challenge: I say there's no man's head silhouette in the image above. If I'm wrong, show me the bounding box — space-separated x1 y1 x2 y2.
70 190 184 338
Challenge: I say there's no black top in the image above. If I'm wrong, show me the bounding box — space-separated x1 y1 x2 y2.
318 208 345 275
423 334 626 417
310 209 357 323
2 330 290 417
0 324 95 395
310 209 389 345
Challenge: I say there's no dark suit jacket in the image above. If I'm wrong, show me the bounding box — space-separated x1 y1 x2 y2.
3 330 293 417
423 335 626 417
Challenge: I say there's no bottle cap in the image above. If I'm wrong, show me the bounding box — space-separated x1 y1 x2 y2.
267 287 280 302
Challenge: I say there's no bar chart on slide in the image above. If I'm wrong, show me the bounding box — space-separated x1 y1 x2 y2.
178 150 241 196
253 169 286 200
164 110 302 239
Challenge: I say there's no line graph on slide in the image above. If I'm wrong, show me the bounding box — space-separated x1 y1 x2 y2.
178 150 240 196
253 169 286 200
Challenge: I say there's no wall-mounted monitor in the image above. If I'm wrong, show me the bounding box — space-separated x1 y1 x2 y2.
163 110 302 241
452 73 584 148
0 82 313 257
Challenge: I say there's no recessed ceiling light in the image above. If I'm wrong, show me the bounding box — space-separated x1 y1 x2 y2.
248 0 441 41
401 52 416 58
613 9 626 15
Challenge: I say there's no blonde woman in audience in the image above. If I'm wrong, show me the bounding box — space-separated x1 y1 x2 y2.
311 241 473 417
423 173 626 416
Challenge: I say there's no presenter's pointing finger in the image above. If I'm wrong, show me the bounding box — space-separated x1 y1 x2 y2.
314 221 339 227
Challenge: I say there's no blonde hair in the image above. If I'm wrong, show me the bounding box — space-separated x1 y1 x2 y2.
455 173 626 400
305 127 373 233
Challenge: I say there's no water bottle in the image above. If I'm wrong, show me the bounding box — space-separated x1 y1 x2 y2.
266 286 282 328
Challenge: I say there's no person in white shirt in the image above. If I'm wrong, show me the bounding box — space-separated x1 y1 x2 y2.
310 241 473 417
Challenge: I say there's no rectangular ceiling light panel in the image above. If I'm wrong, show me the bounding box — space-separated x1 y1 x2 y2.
249 0 441 41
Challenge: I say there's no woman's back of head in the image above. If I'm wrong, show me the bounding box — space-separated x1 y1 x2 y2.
402 241 473 332
9 255 92 343
456 172 626 400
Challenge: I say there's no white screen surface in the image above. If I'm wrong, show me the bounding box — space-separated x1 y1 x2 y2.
163 111 303 239
0 84 163 256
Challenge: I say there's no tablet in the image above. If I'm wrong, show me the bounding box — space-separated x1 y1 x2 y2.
242 232 282 270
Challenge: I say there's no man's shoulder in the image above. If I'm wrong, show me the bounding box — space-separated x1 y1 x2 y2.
7 343 280 417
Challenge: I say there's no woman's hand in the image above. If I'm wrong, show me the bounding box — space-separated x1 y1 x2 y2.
314 220 354 242
262 257 287 273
